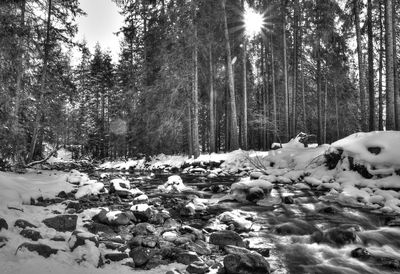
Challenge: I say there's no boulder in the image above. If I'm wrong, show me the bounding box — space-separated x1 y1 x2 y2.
0 218 8 230
105 253 129 261
43 215 77 232
224 253 270 274
187 261 209 274
129 247 155 267
20 229 42 241
14 219 37 229
209 230 244 247
177 251 202 265
68 230 99 251
312 228 357 246
162 231 178 242
16 243 58 258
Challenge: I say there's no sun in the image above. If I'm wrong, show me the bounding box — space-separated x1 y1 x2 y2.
243 6 264 37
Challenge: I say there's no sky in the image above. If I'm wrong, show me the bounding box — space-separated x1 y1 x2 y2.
73 0 124 64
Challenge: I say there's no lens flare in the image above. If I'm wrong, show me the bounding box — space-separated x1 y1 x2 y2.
244 6 264 37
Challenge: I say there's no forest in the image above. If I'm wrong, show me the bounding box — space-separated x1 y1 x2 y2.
1 0 400 164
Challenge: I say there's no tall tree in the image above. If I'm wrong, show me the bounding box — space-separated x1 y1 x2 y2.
367 0 375 130
192 2 200 158
221 0 239 150
385 0 395 129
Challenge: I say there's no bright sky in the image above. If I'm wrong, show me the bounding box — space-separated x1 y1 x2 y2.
73 0 124 64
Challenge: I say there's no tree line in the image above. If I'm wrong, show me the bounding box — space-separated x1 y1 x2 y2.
0 0 399 163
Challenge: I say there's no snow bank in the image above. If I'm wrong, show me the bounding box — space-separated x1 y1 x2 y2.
0 171 74 206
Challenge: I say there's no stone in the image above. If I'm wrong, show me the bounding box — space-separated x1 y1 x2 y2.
16 243 58 258
282 196 295 204
275 220 318 236
20 229 42 241
84 222 115 235
162 231 178 242
105 253 129 261
66 201 82 211
187 261 209 274
0 236 8 248
223 245 253 255
313 228 357 246
185 240 212 255
129 247 155 267
224 253 270 274
68 230 99 251
0 218 8 230
14 219 37 229
131 222 156 236
351 247 371 260
246 187 265 203
209 230 244 247
250 171 264 179
177 251 202 265
43 215 77 232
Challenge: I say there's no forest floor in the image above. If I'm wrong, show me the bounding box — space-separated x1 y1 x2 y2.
1 131 400 274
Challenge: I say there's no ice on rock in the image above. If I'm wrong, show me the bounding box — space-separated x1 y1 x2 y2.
157 175 187 193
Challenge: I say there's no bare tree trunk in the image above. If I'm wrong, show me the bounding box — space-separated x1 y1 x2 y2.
261 42 267 150
335 84 339 140
13 0 26 163
385 0 396 129
209 43 216 153
354 0 367 131
367 0 375 131
222 0 239 150
283 14 289 141
188 106 193 157
316 37 322 144
324 77 328 143
270 33 277 142
378 0 384 130
28 0 52 163
242 41 248 150
192 10 200 158
301 57 306 132
292 0 300 136
392 0 399 129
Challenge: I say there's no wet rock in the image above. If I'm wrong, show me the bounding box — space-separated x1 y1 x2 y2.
275 220 318 236
20 229 42 241
129 247 155 267
16 243 58 258
223 245 252 255
0 218 8 230
177 251 202 265
351 247 371 260
175 234 196 245
68 230 99 251
43 215 77 232
223 253 270 274
246 187 265 203
209 230 244 247
14 219 37 229
187 261 209 274
282 196 295 204
105 252 129 261
66 201 82 212
312 228 356 246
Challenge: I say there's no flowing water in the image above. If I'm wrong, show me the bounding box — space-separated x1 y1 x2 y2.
96 171 400 274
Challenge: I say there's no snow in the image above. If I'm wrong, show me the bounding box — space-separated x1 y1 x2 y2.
0 170 74 206
157 175 187 193
75 182 105 199
47 148 73 164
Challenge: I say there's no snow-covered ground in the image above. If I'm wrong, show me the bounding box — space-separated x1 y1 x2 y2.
1 131 400 273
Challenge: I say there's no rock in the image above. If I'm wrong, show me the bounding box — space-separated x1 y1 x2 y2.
0 236 8 248
20 229 42 241
275 220 318 236
209 230 244 247
282 196 295 204
162 231 178 242
105 252 129 261
16 243 58 258
313 228 357 246
223 245 252 255
0 218 8 230
84 222 115 235
351 247 371 260
186 240 212 255
131 222 156 236
112 212 131 225
246 187 265 203
43 215 77 232
250 171 264 179
66 201 82 211
224 253 270 274
14 219 37 229
129 247 155 267
187 261 209 274
68 230 99 251
145 255 169 269
177 251 202 265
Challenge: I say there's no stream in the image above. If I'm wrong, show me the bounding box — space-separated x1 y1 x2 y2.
90 170 400 274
